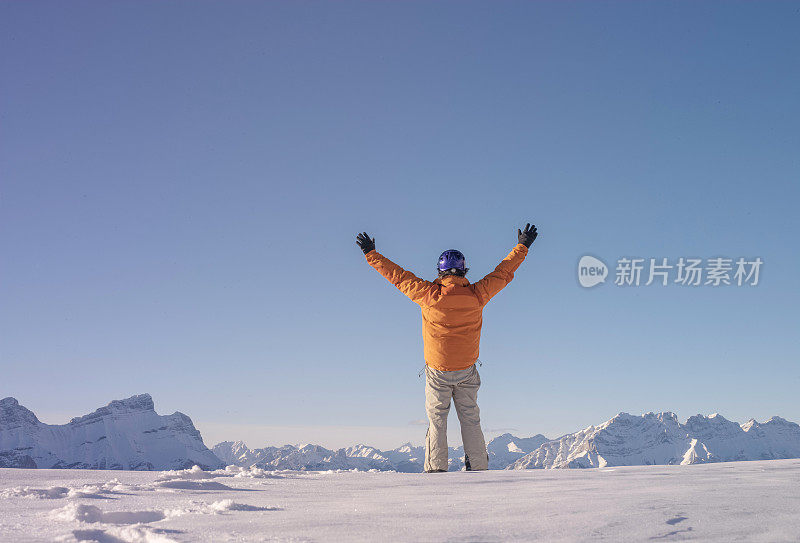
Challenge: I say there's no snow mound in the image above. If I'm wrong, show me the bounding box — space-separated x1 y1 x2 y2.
2 486 71 499
63 525 179 543
155 465 209 481
24 471 285 542
52 503 166 524
1 479 134 500
213 465 287 479
153 479 233 490
207 499 281 512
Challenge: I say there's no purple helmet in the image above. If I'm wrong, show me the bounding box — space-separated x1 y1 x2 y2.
437 249 466 272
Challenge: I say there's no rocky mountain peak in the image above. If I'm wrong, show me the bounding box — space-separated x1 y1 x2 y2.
0 397 41 429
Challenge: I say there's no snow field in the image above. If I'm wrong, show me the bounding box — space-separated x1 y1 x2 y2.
1 460 799 542
1 466 287 542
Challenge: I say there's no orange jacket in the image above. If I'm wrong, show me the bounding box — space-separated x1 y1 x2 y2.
365 244 529 371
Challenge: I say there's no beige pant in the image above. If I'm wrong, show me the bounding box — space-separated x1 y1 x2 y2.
424 364 488 471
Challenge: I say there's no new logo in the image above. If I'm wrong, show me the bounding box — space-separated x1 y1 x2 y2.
578 255 608 288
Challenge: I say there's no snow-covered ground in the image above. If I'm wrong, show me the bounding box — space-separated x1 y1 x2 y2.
2 460 799 542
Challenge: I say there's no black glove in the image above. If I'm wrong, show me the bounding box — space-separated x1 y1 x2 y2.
356 232 376 254
518 223 538 248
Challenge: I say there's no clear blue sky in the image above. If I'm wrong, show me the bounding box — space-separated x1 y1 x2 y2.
1 1 798 449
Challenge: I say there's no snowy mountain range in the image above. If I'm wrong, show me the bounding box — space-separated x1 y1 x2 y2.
3 393 800 472
0 394 222 470
212 432 549 473
508 411 800 469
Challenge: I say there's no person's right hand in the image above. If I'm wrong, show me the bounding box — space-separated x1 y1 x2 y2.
356 232 376 254
518 223 538 248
